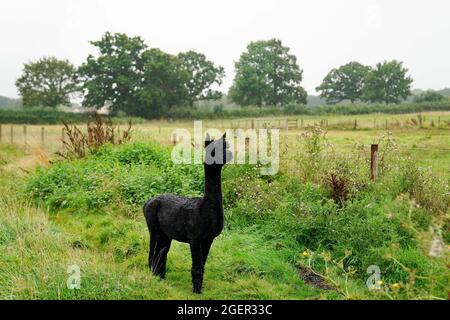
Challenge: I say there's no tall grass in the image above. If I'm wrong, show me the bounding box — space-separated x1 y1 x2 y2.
17 130 449 299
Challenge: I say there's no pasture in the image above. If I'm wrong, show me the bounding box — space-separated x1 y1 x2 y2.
2 111 449 176
0 111 449 299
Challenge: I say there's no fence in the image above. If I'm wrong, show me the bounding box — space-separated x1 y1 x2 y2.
1 121 448 180
1 116 449 149
226 115 449 131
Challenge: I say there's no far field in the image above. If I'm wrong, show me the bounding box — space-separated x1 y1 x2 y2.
2 111 449 177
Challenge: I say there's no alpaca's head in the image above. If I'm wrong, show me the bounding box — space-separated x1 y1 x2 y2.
204 133 232 167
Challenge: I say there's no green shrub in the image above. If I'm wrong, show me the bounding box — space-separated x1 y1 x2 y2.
0 108 145 124
25 142 204 212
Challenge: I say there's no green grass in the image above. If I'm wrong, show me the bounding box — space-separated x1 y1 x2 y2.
0 198 321 299
0 144 326 300
291 129 450 178
0 119 448 300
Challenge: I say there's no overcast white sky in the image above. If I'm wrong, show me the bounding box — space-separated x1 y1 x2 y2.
1 0 450 98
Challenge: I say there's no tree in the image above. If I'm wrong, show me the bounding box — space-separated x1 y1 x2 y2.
0 96 21 108
177 51 225 105
316 62 370 104
362 60 413 104
15 57 78 108
78 32 149 115
229 39 306 107
413 90 444 103
137 49 189 117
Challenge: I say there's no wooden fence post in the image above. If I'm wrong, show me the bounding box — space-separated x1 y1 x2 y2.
23 125 27 145
171 132 177 145
0 124 2 142
371 144 378 181
353 119 357 130
41 127 45 146
10 125 13 144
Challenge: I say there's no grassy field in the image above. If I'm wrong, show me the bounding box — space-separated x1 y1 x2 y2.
0 111 448 300
2 111 449 176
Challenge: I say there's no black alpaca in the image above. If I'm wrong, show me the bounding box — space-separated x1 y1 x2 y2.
143 133 232 293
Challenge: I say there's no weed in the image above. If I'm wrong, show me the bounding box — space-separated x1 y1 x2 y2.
57 115 132 159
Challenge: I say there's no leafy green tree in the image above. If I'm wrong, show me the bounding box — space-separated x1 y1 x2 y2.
363 60 413 104
413 90 444 103
229 39 306 106
137 49 189 117
316 62 370 104
78 32 148 115
177 51 225 105
15 57 78 108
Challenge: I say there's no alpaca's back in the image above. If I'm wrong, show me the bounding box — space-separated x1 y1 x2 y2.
144 194 202 243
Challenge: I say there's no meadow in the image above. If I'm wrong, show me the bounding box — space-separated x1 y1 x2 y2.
0 111 448 299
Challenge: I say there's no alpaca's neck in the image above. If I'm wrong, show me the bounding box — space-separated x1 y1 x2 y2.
203 166 224 231
203 166 223 205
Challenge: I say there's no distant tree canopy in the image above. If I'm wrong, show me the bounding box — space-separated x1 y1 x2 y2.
229 39 307 107
0 96 21 108
14 33 424 115
78 32 149 116
177 51 225 106
316 62 370 104
15 57 78 108
138 48 189 117
414 90 445 103
78 32 225 117
362 60 413 104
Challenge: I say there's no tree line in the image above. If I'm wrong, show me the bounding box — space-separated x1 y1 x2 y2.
15 32 441 117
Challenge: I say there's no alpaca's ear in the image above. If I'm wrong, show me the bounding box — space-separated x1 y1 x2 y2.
222 132 227 141
205 133 213 147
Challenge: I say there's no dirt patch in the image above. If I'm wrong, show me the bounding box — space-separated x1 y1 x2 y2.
297 265 335 290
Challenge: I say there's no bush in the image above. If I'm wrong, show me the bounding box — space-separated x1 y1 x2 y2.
157 101 450 120
25 142 204 213
0 108 91 124
0 108 145 125
57 115 132 159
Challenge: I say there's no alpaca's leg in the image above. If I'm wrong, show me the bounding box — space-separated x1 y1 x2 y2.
157 239 171 279
153 233 172 279
201 238 214 268
189 240 204 294
148 231 157 271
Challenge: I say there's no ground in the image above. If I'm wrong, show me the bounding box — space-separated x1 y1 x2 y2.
0 111 448 299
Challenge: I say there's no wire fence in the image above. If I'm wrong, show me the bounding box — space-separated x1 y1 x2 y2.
0 120 449 154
